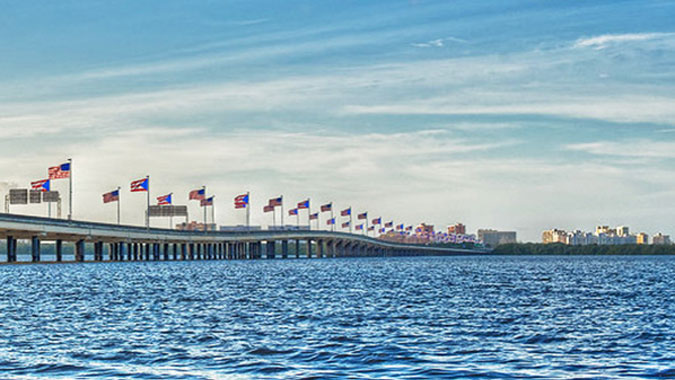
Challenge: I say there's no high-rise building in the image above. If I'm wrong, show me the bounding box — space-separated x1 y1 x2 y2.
542 229 567 244
478 229 517 247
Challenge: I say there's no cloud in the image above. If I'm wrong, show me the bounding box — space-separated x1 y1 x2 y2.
411 36 468 48
565 140 675 159
573 32 674 49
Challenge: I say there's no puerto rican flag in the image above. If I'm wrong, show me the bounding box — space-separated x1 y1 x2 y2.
297 199 309 209
379 228 385 233
289 208 298 216
130 177 148 192
263 205 274 213
234 193 249 209
269 196 282 206
396 224 404 230
357 212 367 220
385 221 393 228
189 188 205 200
342 221 350 228
326 218 335 225
368 226 375 231
201 196 214 207
320 203 332 212
372 217 381 225
48 162 70 180
341 207 351 216
355 224 364 231
405 226 413 231
31 179 50 192
157 193 172 205
102 189 119 203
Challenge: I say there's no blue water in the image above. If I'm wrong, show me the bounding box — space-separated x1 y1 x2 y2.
0 256 673 379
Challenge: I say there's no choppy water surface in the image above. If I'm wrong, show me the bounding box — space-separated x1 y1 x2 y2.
0 256 673 379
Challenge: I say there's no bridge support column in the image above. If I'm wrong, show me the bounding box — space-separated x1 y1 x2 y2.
6 236 16 263
172 244 178 260
154 243 160 261
163 243 169 261
295 239 300 258
180 243 187 260
306 239 312 258
75 239 85 262
145 243 151 261
196 244 202 260
55 239 62 262
208 243 214 260
188 243 194 260
281 240 288 259
118 243 125 261
93 241 101 261
267 241 275 259
31 236 40 262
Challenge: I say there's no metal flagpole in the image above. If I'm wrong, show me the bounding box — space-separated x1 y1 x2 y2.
331 205 334 232
366 215 369 236
68 158 72 220
246 192 250 228
349 207 353 233
169 192 173 229
307 198 311 230
211 195 215 228
202 185 207 229
146 175 150 229
117 186 121 225
272 206 276 227
280 196 284 227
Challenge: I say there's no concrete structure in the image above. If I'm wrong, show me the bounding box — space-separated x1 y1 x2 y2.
0 213 488 264
478 229 517 247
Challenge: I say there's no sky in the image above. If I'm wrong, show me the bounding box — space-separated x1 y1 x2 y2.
0 0 674 241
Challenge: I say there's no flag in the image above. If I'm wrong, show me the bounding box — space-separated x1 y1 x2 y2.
397 224 404 230
385 221 393 228
297 199 309 209
341 221 350 228
102 189 119 203
48 162 70 179
269 196 282 206
357 212 367 220
320 203 332 212
372 217 381 225
326 218 335 225
234 193 249 209
189 188 205 200
263 205 274 213
130 178 148 192
31 179 50 192
157 194 172 205
309 212 318 220
355 224 364 231
379 228 385 233
289 208 298 216
368 226 375 231
201 196 214 207
405 226 412 231
341 207 351 216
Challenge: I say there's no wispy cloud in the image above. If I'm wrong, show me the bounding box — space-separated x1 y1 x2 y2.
573 32 674 49
565 140 675 159
411 36 468 48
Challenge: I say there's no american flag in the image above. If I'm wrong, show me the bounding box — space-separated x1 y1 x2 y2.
341 221 350 228
263 205 274 213
234 193 249 209
326 218 335 225
31 179 50 192
379 228 385 233
385 221 393 228
288 208 298 216
320 203 332 212
355 224 364 230
368 226 375 231
48 162 70 180
269 196 282 206
130 178 148 192
102 189 119 203
309 212 318 220
201 196 214 207
396 224 404 230
341 207 351 216
405 226 413 231
357 212 367 220
189 188 205 200
297 199 309 209
157 193 172 205
372 217 381 225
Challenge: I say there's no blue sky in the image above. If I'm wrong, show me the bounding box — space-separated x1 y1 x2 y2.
1 0 674 241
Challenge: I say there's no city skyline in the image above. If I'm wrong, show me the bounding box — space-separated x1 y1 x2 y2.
1 1 674 241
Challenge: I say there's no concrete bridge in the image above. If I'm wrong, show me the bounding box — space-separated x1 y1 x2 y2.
0 213 486 263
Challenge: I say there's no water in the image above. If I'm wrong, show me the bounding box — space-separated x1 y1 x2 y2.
0 256 673 379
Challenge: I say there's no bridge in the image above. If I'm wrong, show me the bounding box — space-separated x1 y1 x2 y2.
0 213 487 263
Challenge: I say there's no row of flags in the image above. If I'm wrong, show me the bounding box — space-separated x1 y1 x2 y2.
30 162 72 192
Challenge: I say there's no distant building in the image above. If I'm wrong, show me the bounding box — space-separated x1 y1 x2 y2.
616 226 630 237
447 223 466 235
176 221 217 231
415 223 434 235
653 233 672 245
478 229 517 247
636 233 649 245
542 229 567 244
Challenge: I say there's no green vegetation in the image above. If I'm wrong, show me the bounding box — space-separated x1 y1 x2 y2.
492 243 675 255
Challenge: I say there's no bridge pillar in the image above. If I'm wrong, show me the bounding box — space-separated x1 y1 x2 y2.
219 243 224 259
108 243 114 261
172 243 178 260
188 243 194 260
6 236 15 263
306 239 313 258
180 243 187 260
55 239 62 262
295 239 300 258
196 244 202 260
75 239 85 262
93 241 101 261
317 240 324 258
267 241 275 259
31 236 40 262
281 240 289 259
118 242 125 261
154 243 160 260
162 243 168 261
143 243 150 261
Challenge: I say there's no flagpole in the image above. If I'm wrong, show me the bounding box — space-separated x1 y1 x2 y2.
280 195 284 227
202 185 207 230
169 192 173 229
246 192 250 228
272 206 276 228
67 158 72 220
366 215 369 236
211 195 215 230
307 198 311 230
349 207 353 234
330 204 334 232
117 186 121 225
146 175 150 229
